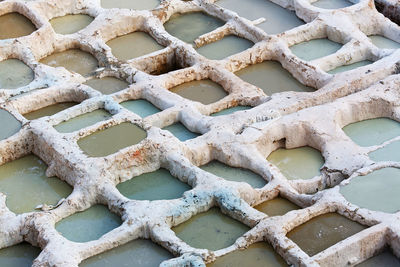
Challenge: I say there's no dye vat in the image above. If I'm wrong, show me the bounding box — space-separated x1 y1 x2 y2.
369 35 400 49
267 146 324 180
200 160 266 188
120 99 161 118
369 140 400 162
84 77 129 95
211 106 251 116
0 59 34 89
290 39 342 61
0 109 21 140
56 204 121 242
106 32 164 61
196 35 254 60
40 49 98 76
173 207 249 251
163 123 200 141
287 213 367 256
77 122 147 157
312 0 353 9
117 168 190 200
217 0 304 34
0 243 41 267
208 242 286 267
24 102 77 120
170 80 227 105
342 118 400 147
235 61 314 95
100 0 160 10
0 154 72 214
340 167 400 213
0 12 36 40
50 14 94 35
164 12 224 43
54 109 112 133
255 197 300 217
357 249 400 267
81 239 172 267
328 60 373 74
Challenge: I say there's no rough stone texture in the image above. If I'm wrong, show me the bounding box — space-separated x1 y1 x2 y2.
0 0 399 266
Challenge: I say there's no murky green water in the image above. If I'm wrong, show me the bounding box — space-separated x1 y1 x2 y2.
50 14 94 35
340 167 400 213
56 204 121 243
208 242 287 267
0 154 72 214
173 207 249 251
77 122 147 157
200 160 266 188
81 239 172 267
164 12 224 43
196 35 254 60
267 146 324 180
0 59 34 89
120 99 161 118
328 60 373 74
117 168 190 200
100 0 160 10
342 118 400 147
40 49 98 76
106 32 164 61
369 140 400 162
369 35 400 49
0 13 36 40
24 102 77 120
357 249 400 267
163 123 199 141
290 39 342 61
235 61 314 95
217 0 304 34
255 197 300 217
287 213 367 256
84 77 129 95
0 109 21 140
211 106 251 116
55 109 112 133
0 243 41 267
170 80 227 105
312 0 353 9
